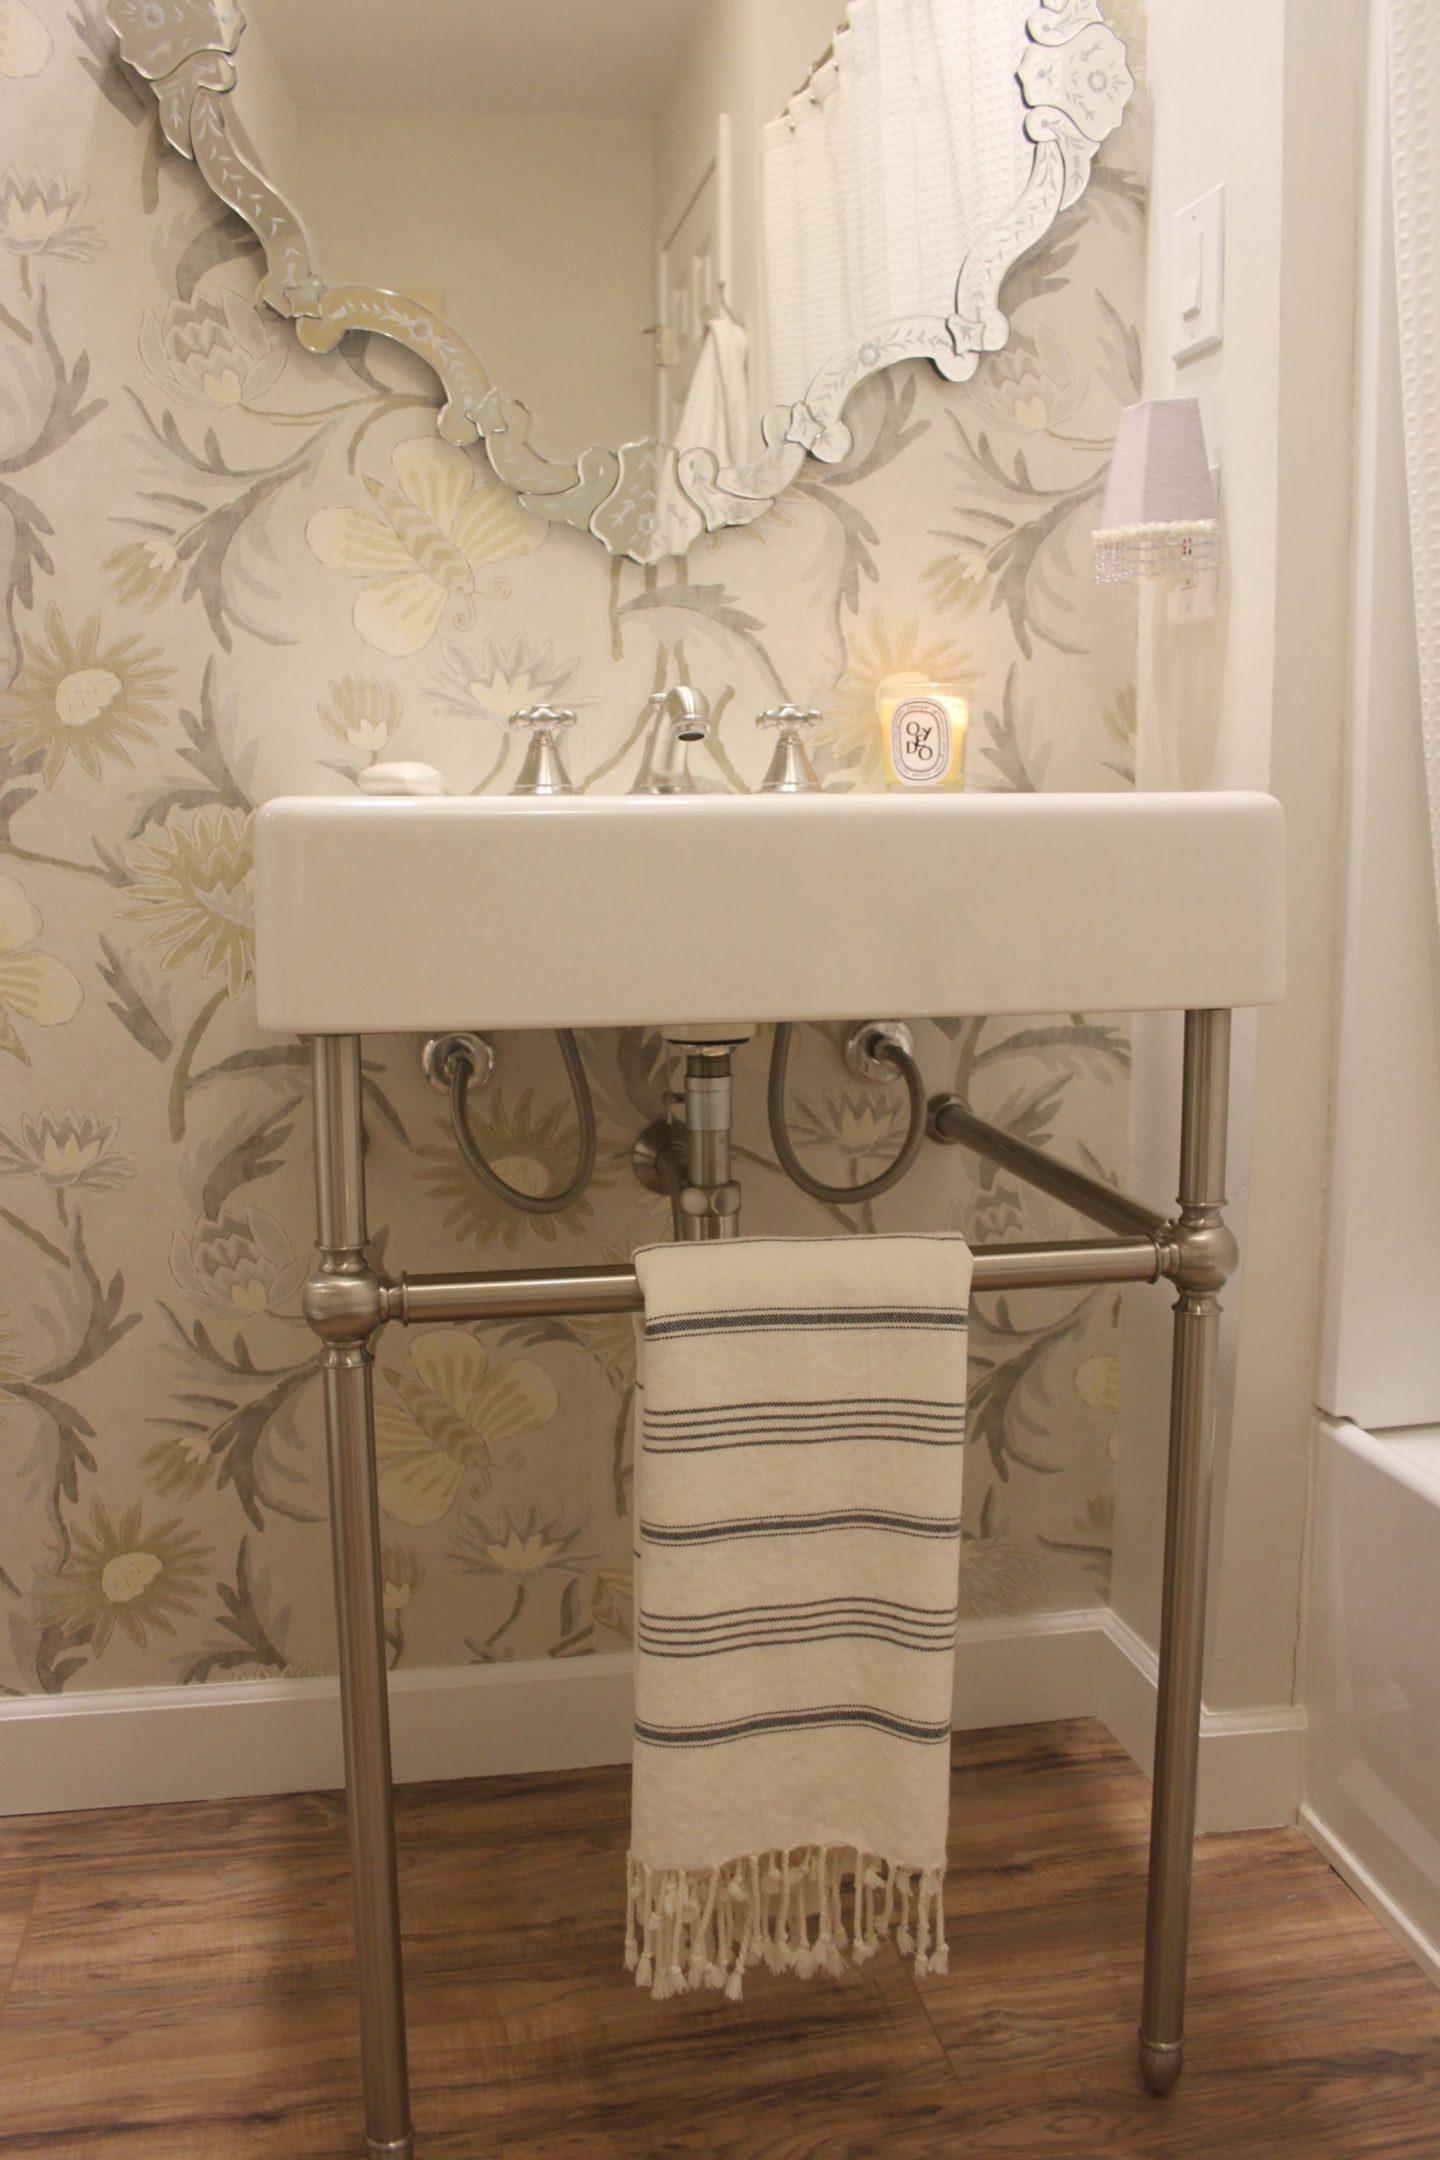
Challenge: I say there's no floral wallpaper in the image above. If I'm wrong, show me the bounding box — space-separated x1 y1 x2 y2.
0 0 1146 1700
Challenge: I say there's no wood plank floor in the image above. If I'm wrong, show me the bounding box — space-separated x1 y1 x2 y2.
0 1719 1436 2158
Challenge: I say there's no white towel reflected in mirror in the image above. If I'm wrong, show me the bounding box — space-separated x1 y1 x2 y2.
674 314 750 471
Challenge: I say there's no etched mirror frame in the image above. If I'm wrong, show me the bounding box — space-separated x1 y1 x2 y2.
107 0 1134 565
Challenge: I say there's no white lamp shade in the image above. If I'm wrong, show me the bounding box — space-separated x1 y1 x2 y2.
1094 397 1219 585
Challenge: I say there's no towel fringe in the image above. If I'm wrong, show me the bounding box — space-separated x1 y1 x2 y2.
624 1847 948 2001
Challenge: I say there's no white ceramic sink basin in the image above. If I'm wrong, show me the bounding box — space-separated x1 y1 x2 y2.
254 791 1285 1035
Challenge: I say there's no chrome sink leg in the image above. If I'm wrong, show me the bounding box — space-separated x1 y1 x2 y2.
310 1035 414 2160
1139 1009 1235 2098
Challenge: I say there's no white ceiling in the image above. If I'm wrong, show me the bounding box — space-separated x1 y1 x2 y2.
248 0 708 117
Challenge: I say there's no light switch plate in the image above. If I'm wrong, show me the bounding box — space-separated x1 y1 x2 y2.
1172 185 1224 362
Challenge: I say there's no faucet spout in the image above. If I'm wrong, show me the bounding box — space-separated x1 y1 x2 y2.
661 685 710 740
631 686 712 794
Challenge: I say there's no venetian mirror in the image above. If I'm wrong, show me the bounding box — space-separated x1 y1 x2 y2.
108 0 1133 564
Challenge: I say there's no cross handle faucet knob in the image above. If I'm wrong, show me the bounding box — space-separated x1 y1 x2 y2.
756 704 820 733
756 706 824 794
509 705 577 733
508 708 578 796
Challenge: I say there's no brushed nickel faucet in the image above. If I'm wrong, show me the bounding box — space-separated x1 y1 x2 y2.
508 705 577 795
757 704 822 793
631 685 711 794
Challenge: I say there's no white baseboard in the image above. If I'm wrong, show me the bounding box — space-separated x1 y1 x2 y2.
0 1607 1304 1825
1098 1610 1306 1832
949 1607 1107 1729
0 1654 637 1816
1300 1803 1440 1989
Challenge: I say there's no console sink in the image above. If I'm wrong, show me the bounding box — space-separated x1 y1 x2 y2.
254 790 1285 1034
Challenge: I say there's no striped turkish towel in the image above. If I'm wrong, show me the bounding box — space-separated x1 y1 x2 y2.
626 1233 971 2000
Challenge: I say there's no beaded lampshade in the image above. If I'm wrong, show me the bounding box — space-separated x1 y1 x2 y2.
1094 397 1219 586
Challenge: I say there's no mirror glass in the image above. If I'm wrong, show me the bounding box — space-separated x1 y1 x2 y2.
229 0 1074 468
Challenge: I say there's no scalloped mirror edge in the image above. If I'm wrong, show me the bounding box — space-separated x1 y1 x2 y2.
107 0 1133 566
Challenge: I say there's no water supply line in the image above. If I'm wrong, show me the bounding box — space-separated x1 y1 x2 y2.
767 1020 928 1204
433 1029 598 1215
432 1017 928 1228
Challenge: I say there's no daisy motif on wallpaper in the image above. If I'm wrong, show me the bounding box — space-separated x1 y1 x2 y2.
813 612 976 785
374 1331 559 1527
0 609 172 785
125 807 254 999
33 1500 211 1658
307 436 547 656
417 1089 611 1249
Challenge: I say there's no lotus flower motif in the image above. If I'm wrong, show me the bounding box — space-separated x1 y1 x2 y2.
0 1109 132 1190
139 290 286 410
170 1208 306 1316
0 169 101 259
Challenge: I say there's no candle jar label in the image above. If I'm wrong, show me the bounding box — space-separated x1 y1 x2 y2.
890 697 951 785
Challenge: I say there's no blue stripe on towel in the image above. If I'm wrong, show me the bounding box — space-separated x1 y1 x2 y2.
644 1305 968 1340
640 1508 962 1545
635 1703 954 1747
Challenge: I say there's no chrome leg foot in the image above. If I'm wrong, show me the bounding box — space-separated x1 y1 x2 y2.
367 2139 416 2159
1138 2034 1185 2097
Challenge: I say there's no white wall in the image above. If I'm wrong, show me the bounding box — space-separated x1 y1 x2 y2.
229 9 302 190
241 106 657 459
652 0 840 445
1113 0 1364 1729
238 0 841 464
653 0 758 436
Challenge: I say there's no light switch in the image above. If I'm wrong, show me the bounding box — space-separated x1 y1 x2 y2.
1172 185 1224 361
1180 229 1204 319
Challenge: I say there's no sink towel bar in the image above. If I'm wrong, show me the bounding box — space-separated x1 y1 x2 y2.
306 1011 1235 2158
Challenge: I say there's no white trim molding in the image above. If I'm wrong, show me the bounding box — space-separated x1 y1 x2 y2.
1097 1610 1306 1832
1300 1803 1440 1992
0 1653 636 1816
0 1607 1305 1823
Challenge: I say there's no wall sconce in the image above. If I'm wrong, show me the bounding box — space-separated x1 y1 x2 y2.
1093 397 1219 618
